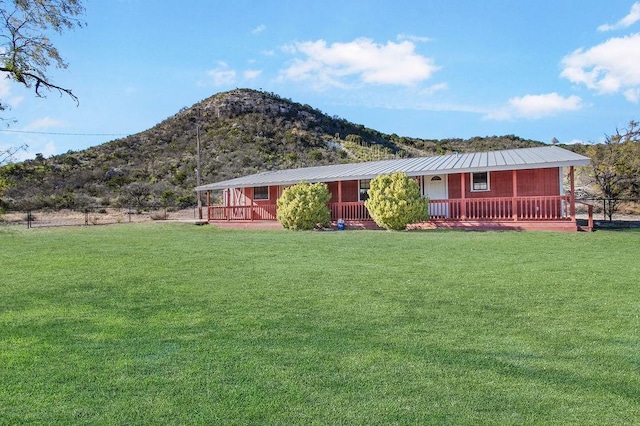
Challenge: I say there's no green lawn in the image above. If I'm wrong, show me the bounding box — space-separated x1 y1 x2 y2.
1 224 639 424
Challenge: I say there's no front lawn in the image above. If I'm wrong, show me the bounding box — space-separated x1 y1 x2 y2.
1 224 638 424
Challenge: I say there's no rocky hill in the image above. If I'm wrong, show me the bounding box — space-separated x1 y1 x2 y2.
1 88 547 210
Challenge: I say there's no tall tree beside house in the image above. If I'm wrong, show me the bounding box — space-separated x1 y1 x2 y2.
587 120 640 221
0 0 84 111
0 0 84 162
276 182 331 230
365 173 428 231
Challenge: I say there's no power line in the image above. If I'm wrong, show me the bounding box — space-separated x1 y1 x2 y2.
0 128 129 136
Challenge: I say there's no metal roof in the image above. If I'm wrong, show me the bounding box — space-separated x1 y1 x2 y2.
195 146 590 191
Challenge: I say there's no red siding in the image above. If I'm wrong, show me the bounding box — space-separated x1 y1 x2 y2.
327 180 359 202
517 169 560 196
237 170 560 206
448 168 560 198
245 186 280 206
327 182 338 202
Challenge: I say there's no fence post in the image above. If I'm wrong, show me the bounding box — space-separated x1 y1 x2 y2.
27 211 32 229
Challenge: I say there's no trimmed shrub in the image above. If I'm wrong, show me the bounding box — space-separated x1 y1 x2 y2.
365 173 429 230
277 182 331 230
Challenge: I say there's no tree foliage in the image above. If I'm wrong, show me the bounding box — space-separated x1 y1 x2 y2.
586 120 640 220
276 182 331 230
0 0 84 111
364 173 428 230
0 143 26 165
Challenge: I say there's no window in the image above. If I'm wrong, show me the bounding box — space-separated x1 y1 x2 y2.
471 172 489 191
359 179 371 201
253 186 269 200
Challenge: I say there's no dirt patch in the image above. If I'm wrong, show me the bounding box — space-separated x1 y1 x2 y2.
1 208 201 228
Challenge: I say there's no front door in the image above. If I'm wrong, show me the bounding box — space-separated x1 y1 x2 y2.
423 175 448 218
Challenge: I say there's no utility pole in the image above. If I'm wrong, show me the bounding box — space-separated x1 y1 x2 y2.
196 122 202 219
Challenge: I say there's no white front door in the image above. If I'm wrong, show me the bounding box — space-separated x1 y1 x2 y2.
423 175 448 218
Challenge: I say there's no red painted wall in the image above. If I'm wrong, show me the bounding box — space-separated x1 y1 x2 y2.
245 186 280 205
237 170 560 206
448 168 560 198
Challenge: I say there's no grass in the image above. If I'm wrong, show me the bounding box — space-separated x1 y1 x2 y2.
1 224 639 424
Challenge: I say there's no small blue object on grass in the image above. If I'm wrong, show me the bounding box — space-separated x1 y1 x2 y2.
337 218 345 230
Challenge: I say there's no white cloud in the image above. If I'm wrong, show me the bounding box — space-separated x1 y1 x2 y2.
598 2 640 31
23 117 66 131
244 69 262 80
251 24 266 35
280 37 439 89
624 87 640 102
485 93 583 120
206 63 237 86
397 33 431 43
419 82 448 96
561 33 640 102
0 75 11 98
0 73 25 108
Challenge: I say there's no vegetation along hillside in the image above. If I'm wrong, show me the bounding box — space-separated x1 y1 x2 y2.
1 89 547 210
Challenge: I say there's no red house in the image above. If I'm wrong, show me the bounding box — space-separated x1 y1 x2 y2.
195 146 592 231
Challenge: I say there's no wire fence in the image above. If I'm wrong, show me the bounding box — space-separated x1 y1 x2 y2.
0 206 203 229
576 198 640 220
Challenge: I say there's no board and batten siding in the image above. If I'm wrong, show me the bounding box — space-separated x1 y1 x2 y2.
447 168 560 199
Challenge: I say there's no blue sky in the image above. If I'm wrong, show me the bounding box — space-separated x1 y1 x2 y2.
3 0 640 161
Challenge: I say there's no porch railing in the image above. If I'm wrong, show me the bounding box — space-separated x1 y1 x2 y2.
429 195 571 221
208 204 277 221
209 195 573 222
329 202 372 221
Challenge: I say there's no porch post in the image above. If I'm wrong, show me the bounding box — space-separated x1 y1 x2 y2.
460 173 467 220
338 180 343 221
569 166 576 221
512 169 518 221
206 191 211 220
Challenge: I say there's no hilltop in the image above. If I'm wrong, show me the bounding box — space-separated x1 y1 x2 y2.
1 89 546 210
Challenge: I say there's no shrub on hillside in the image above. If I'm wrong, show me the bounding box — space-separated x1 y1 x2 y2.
277 182 331 230
364 173 428 230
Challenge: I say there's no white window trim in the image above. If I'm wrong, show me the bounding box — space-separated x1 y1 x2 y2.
253 186 270 200
470 172 490 192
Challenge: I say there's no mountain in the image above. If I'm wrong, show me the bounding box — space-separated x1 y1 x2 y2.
1 88 546 210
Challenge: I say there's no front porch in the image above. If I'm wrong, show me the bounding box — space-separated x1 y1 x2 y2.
206 195 592 231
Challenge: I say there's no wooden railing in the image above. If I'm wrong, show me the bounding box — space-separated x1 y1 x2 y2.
328 202 372 221
209 195 573 222
429 195 571 221
576 200 594 231
208 204 277 221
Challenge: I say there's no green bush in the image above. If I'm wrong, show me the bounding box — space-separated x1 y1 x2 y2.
364 173 428 230
277 182 331 230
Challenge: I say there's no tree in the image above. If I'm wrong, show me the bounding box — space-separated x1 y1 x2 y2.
1 1 84 169
1 0 84 111
1 143 26 165
587 120 640 221
121 182 151 208
365 173 428 230
276 182 331 230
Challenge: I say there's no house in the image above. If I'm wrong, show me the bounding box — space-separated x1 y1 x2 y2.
195 146 592 231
